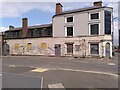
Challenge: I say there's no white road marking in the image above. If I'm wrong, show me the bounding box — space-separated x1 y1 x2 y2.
41 77 43 90
9 65 16 67
2 72 42 78
58 68 118 77
3 64 118 77
0 74 2 76
48 83 65 89
108 63 116 66
31 68 49 72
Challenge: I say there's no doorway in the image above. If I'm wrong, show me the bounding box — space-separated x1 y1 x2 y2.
66 43 73 55
3 42 10 56
105 42 110 57
55 44 61 56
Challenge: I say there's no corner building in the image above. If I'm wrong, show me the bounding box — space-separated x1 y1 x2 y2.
4 1 113 58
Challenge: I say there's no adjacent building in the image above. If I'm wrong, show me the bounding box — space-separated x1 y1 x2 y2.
3 1 113 58
118 1 120 49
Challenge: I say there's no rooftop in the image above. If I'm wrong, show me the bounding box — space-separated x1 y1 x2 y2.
53 6 112 17
6 23 52 32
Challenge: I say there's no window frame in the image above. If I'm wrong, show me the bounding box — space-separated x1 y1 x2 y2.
65 26 74 37
89 23 100 35
89 12 100 20
90 43 99 55
104 10 112 35
65 16 74 23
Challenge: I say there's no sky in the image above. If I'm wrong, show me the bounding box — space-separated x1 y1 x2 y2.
0 0 119 45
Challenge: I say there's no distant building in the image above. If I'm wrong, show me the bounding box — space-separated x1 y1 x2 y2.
3 1 113 58
118 1 120 49
0 32 4 55
119 30 120 49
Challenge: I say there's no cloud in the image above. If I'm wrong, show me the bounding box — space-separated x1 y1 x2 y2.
0 2 56 18
1 0 120 2
0 1 119 18
0 27 8 32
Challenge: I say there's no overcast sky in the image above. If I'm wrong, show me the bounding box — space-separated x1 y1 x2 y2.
0 0 119 45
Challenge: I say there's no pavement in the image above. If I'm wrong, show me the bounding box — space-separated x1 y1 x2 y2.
1 53 119 89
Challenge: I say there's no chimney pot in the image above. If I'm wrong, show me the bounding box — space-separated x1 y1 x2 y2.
93 1 103 7
56 3 63 15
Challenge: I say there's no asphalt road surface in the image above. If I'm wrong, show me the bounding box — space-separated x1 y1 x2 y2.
2 53 119 89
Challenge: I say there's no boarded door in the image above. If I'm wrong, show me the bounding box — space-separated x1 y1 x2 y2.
66 43 73 55
3 42 10 56
55 44 61 56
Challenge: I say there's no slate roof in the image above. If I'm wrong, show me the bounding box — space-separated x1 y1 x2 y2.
53 6 113 18
6 24 52 32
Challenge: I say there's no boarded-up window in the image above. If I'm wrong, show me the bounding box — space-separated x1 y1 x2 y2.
14 43 19 49
27 43 32 49
90 44 99 54
41 42 47 49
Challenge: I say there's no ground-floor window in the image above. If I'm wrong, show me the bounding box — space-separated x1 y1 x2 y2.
66 43 73 54
27 43 32 50
90 43 99 54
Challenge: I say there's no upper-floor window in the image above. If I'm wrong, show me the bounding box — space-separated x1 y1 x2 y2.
45 29 52 36
90 24 99 35
91 13 99 20
66 17 73 23
67 27 73 36
105 11 111 34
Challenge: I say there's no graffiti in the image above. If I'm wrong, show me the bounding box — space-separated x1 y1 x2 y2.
14 46 24 55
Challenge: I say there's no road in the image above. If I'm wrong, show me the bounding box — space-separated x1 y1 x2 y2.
2 54 119 89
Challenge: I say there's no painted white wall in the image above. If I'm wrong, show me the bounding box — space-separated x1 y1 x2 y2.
7 35 112 58
53 7 113 38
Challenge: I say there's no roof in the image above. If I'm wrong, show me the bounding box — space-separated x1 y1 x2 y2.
53 6 113 18
6 23 52 32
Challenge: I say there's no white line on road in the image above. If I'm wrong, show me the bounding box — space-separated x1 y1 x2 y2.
108 63 116 66
58 68 118 77
48 83 65 89
41 77 43 90
2 72 42 78
3 64 118 77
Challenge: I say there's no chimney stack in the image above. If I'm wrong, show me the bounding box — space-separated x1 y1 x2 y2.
93 1 103 7
56 3 63 15
9 25 14 30
21 18 28 37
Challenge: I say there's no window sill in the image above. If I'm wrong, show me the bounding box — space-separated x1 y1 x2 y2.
65 36 74 38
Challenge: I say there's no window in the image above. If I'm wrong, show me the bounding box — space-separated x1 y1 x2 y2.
28 30 34 37
90 24 99 35
38 30 42 37
41 42 47 49
45 29 52 36
27 43 32 49
67 27 73 36
91 13 99 19
66 17 73 23
90 44 99 54
105 11 111 34
30 31 34 37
